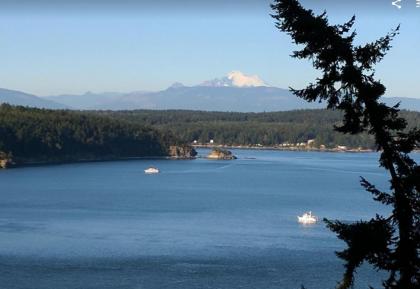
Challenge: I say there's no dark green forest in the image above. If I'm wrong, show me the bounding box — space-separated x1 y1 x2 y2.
0 104 173 164
1 105 420 166
100 109 420 149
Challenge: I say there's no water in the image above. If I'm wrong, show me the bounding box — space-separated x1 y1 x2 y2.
0 149 409 289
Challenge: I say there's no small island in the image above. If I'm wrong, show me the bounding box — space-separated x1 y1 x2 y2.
207 148 237 160
169 145 197 159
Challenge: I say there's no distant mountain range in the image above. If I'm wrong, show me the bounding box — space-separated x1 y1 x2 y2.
0 88 67 109
1 71 420 111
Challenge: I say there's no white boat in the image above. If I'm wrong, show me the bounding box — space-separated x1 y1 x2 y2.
297 211 317 224
144 167 160 174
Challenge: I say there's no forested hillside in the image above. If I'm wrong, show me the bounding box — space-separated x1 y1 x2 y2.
2 105 419 167
0 104 177 166
100 109 420 149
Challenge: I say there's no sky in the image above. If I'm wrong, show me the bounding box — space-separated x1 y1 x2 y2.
0 0 419 97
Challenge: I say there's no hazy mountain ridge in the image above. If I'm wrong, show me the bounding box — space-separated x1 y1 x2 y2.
45 91 126 110
43 71 324 111
96 85 318 111
2 71 420 111
0 88 67 109
45 85 420 112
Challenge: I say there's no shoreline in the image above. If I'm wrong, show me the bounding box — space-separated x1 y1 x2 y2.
0 145 197 169
0 155 196 169
3 146 419 169
192 144 375 153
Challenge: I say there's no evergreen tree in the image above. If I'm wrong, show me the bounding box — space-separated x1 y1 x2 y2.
271 1 419 288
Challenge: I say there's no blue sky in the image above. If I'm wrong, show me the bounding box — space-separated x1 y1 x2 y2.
0 0 419 97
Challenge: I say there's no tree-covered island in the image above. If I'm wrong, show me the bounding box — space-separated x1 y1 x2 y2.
0 104 196 168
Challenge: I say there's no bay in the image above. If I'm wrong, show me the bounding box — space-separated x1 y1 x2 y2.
0 149 411 289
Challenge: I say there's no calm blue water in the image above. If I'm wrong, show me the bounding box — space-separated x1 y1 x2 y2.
0 149 411 289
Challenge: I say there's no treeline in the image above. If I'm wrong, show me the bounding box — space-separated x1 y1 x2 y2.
0 104 174 164
99 109 420 149
2 105 418 164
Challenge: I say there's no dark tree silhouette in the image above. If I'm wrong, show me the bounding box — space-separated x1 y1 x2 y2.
271 1 419 288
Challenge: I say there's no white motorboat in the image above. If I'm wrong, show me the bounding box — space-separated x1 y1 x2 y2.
144 167 160 174
298 211 317 224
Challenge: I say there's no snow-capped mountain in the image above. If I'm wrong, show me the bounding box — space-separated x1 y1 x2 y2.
16 71 420 111
200 71 267 87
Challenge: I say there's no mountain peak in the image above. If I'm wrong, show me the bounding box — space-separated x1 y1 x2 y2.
227 71 267 87
169 82 185 89
200 71 267 88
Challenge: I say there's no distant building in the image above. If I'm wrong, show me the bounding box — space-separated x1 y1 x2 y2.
337 145 348 151
193 140 198 144
209 139 214 144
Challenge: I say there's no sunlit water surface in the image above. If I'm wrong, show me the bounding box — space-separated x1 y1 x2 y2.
1 149 415 289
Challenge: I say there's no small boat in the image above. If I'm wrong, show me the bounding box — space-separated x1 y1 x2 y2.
298 211 317 224
144 167 160 174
